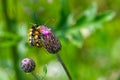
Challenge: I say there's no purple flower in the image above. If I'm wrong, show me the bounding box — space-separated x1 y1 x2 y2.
28 25 61 54
21 58 36 73
40 26 61 54
40 26 51 36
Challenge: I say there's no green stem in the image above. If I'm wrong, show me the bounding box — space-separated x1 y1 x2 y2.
1 0 22 80
56 53 72 80
31 72 39 80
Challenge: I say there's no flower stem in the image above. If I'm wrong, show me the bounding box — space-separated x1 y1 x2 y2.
56 53 72 80
31 72 39 80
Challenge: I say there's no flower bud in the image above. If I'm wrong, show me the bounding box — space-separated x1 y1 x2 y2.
21 58 36 73
40 26 61 54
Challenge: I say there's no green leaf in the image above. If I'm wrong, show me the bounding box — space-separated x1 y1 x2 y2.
66 28 83 48
67 14 75 27
0 32 20 47
84 2 97 21
61 0 70 16
56 0 70 30
43 64 47 78
94 10 115 23
76 3 97 26
40 64 47 80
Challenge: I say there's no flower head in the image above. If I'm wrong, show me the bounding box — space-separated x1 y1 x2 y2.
40 26 51 36
28 25 61 54
21 58 36 73
40 26 61 54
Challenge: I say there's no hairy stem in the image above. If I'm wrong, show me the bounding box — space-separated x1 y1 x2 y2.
56 53 72 80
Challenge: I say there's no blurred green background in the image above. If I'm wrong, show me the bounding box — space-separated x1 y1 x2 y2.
0 0 120 80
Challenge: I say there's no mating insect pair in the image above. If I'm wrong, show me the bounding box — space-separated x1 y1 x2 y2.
28 24 61 54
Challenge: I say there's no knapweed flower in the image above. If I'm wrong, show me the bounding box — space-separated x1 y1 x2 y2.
21 58 36 73
40 26 61 54
28 24 61 54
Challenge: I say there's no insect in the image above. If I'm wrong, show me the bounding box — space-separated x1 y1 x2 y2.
28 24 43 47
28 24 61 53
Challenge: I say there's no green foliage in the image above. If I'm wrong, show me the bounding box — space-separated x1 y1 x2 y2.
0 0 119 80
66 29 83 48
57 2 115 48
40 64 47 80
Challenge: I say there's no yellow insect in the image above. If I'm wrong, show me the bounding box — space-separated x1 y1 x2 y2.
28 24 43 47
